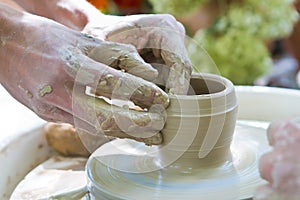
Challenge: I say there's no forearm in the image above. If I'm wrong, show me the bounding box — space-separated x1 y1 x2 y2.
0 3 25 83
13 0 103 30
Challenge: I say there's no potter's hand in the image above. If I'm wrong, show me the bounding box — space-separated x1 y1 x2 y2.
10 0 192 94
254 118 300 200
0 5 168 145
84 14 192 94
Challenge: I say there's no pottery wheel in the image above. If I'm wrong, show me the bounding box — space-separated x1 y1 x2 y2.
86 120 271 200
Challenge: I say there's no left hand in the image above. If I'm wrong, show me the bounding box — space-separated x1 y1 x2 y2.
254 118 300 200
83 14 192 94
0 6 168 145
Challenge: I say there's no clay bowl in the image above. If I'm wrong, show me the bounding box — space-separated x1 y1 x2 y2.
158 73 238 169
85 73 253 200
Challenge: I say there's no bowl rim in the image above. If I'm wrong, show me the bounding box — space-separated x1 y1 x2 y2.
169 73 235 100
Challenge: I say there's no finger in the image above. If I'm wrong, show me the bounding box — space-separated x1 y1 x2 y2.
103 20 149 51
259 152 275 183
147 27 192 94
86 42 158 81
75 116 163 146
94 71 170 109
103 129 163 146
267 119 300 146
71 118 113 153
67 83 164 145
259 144 300 187
160 40 192 95
64 52 169 109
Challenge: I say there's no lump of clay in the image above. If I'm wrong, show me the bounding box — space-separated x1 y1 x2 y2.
44 122 109 157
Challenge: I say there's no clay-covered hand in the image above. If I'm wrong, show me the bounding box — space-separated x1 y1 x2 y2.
84 14 192 94
0 5 168 145
254 118 300 200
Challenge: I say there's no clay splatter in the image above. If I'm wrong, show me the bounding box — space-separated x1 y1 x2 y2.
39 85 53 97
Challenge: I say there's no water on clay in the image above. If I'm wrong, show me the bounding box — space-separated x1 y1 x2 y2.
86 120 271 200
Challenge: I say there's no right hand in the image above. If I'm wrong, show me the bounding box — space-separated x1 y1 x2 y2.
83 14 192 95
0 4 168 145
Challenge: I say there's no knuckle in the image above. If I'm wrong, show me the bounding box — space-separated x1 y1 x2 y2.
155 14 177 27
155 14 186 35
160 14 177 22
176 21 186 34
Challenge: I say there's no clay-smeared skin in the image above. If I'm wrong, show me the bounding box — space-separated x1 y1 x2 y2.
254 118 300 200
69 84 165 145
0 4 167 145
87 43 158 82
84 14 192 95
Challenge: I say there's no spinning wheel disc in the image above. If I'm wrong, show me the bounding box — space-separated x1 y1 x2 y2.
86 120 271 200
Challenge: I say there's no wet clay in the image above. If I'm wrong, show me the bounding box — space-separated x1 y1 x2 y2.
159 73 238 168
85 73 271 199
38 85 52 97
44 122 109 157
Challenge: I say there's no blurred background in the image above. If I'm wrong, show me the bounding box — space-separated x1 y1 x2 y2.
88 0 300 89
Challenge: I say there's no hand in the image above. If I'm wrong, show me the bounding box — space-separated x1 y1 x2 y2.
9 0 192 94
0 5 168 145
254 118 300 200
84 14 192 94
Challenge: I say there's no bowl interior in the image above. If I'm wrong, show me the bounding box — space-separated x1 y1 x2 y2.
188 76 226 95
